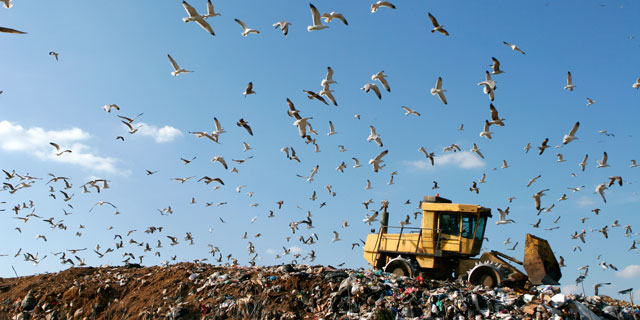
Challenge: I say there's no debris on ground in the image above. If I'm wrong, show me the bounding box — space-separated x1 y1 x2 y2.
0 263 637 319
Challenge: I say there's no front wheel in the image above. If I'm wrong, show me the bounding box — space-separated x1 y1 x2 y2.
384 257 414 277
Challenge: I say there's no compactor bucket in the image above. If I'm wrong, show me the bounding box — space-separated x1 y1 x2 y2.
524 234 562 285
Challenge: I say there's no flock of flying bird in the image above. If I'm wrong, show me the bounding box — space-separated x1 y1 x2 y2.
1 1 639 290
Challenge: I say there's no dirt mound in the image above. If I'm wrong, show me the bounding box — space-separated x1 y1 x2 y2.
0 263 637 319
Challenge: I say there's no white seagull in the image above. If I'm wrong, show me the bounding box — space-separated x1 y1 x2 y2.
273 21 292 37
564 71 576 91
234 19 259 36
430 77 447 104
563 121 580 144
361 83 382 100
596 152 610 168
496 209 515 225
181 1 215 36
321 12 348 25
479 120 493 139
327 121 338 136
367 126 383 147
168 54 192 76
503 41 526 54
595 183 608 203
369 150 388 172
372 71 390 92
401 106 420 116
633 77 640 89
103 104 119 113
371 1 396 13
307 4 328 31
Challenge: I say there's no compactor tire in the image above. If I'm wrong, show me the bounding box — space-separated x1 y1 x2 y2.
384 258 414 278
467 263 503 289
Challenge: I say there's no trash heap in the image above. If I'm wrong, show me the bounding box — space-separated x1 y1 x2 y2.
0 262 637 319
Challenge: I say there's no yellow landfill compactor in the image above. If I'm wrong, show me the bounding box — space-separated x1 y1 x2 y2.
363 196 562 288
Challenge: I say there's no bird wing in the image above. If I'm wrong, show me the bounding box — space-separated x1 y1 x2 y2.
489 104 499 121
492 57 500 69
195 18 215 35
378 76 390 92
167 54 180 70
602 152 608 163
310 4 322 26
380 1 396 9
182 1 199 17
49 142 60 151
207 0 214 15
246 82 253 92
325 67 334 80
438 27 450 36
435 76 443 89
568 121 580 136
375 149 389 161
369 126 377 136
0 26 27 34
334 13 348 25
121 121 134 131
329 121 335 131
214 117 223 131
567 71 573 85
369 84 381 99
234 18 248 31
428 12 439 27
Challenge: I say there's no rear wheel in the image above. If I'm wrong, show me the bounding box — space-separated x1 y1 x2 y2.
467 262 503 289
384 257 414 277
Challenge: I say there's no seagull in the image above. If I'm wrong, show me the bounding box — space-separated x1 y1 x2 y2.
320 82 338 106
303 89 329 105
307 4 328 31
332 231 341 242
586 98 596 106
369 150 388 172
242 142 252 152
524 142 531 154
490 57 504 75
242 82 255 97
367 126 383 147
361 83 382 100
479 120 493 139
401 106 420 116
272 21 291 37
478 71 496 101
478 173 486 183
430 77 447 104
607 176 622 187
0 26 26 34
372 71 390 92
538 138 550 155
321 11 348 25
526 175 541 187
49 51 59 61
327 121 337 136
236 118 253 136
556 153 566 162
596 152 610 168
363 212 378 225
558 194 568 201
496 208 515 225
503 41 525 54
596 183 608 203
49 142 71 156
371 1 396 13
564 71 576 91
428 12 449 36
533 189 549 210
293 117 313 138
470 143 484 159
469 181 479 194
630 160 638 168
211 156 228 169
202 0 220 18
168 54 192 76
322 67 337 86
103 104 119 113
181 1 215 36
352 158 362 168
633 77 640 89
2 0 12 9
432 181 439 189
562 121 581 145
234 19 259 36
489 104 505 126
365 179 372 190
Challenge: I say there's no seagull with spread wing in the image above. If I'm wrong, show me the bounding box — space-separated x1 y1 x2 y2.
308 4 328 31
428 12 449 36
168 54 192 76
234 18 259 36
430 77 447 104
181 1 215 36
369 150 388 172
563 121 580 144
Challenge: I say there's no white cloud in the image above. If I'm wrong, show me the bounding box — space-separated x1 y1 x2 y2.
616 265 640 279
136 123 182 143
289 246 304 254
576 196 597 208
404 152 485 171
0 120 120 174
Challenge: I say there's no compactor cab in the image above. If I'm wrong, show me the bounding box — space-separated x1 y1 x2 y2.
363 195 562 288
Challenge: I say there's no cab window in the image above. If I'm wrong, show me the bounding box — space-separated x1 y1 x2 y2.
475 217 487 240
461 215 476 239
440 213 459 235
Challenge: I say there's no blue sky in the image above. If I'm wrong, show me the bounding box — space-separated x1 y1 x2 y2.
1 0 639 298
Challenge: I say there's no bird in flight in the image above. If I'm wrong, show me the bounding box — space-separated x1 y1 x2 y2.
273 21 292 37
0 26 26 34
234 19 259 36
503 41 525 54
49 142 72 156
307 4 328 31
181 0 216 36
564 71 576 91
430 77 447 104
168 54 192 76
371 1 396 13
428 13 449 36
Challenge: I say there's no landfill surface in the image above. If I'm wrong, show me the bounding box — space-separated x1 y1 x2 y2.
0 263 638 320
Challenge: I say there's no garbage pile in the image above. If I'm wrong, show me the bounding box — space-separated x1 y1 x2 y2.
0 262 637 319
